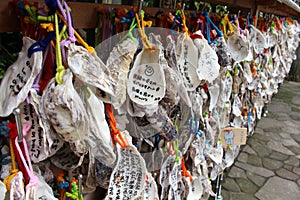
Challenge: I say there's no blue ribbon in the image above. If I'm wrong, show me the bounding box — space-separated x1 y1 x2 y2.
45 0 58 15
59 181 69 189
28 31 55 58
16 1 27 16
120 17 131 24
201 12 223 44
154 134 161 149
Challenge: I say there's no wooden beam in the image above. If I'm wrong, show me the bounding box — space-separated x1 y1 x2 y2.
0 1 22 32
69 2 99 29
257 3 300 17
201 0 255 9
0 0 299 33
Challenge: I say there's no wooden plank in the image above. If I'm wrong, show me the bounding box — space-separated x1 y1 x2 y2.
69 2 99 29
201 0 255 9
0 1 21 32
0 0 299 32
257 3 300 17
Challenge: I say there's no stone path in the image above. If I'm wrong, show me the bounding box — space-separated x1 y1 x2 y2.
222 81 300 200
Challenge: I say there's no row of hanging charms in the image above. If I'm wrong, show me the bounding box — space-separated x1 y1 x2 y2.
0 0 300 199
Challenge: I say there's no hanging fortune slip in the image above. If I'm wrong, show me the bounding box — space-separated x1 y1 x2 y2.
227 32 249 62
127 48 166 106
66 43 115 98
106 132 146 199
249 26 266 54
42 69 89 155
106 38 138 109
0 37 42 117
176 33 201 91
193 31 220 83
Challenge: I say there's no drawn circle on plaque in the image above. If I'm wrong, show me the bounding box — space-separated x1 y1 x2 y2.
144 65 154 76
127 63 166 106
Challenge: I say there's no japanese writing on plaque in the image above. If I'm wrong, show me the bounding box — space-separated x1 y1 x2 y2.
177 39 200 91
10 60 32 95
21 103 43 160
128 63 165 105
108 145 146 200
198 51 219 82
179 45 194 89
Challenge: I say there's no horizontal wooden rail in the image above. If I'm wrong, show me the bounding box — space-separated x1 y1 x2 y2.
0 0 299 32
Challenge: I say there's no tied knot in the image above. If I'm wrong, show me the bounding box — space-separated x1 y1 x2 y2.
10 169 19 174
86 46 95 54
3 170 19 191
26 174 39 192
55 64 65 85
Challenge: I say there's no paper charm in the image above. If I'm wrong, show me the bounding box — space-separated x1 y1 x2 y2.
165 35 191 107
140 148 164 172
254 97 264 120
176 33 201 90
168 180 184 200
42 69 89 155
224 145 240 168
34 172 57 200
66 43 115 98
213 36 232 68
168 154 183 200
106 38 139 109
95 159 114 189
218 72 233 105
266 31 278 48
74 80 116 167
142 173 159 200
0 180 6 200
127 115 160 139
186 177 204 200
20 91 63 163
106 131 146 200
127 48 166 106
249 26 266 54
242 61 254 84
148 33 181 108
0 37 42 117
204 143 223 165
50 143 84 170
232 94 242 117
145 105 178 141
193 31 220 83
159 154 175 199
227 32 249 62
10 172 25 200
208 83 220 112
30 90 64 159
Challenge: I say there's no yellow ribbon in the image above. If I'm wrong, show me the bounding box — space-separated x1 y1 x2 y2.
3 140 20 191
56 11 95 54
221 14 234 39
40 23 54 32
135 12 153 50
54 13 65 85
181 10 189 39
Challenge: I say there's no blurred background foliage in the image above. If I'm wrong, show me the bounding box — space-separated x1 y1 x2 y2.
0 32 22 80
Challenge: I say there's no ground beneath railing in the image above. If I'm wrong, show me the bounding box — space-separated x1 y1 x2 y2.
222 81 300 200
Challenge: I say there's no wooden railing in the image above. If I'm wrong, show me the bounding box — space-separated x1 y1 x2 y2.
0 0 300 32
